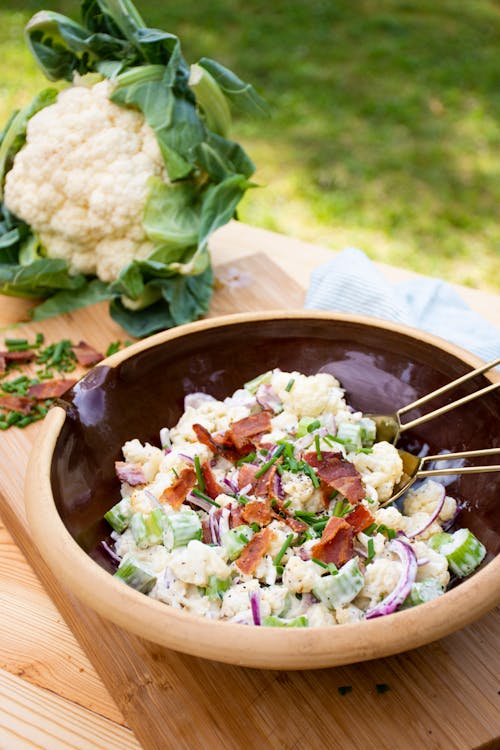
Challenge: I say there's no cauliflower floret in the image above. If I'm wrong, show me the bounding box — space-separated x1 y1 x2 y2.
4 80 165 280
403 480 457 523
335 604 365 624
352 441 403 501
412 541 450 588
307 603 337 627
122 439 163 482
260 585 291 617
220 580 260 619
355 557 402 610
271 371 346 419
168 540 230 586
281 470 315 511
403 513 443 541
374 506 405 532
282 556 323 594
171 399 252 443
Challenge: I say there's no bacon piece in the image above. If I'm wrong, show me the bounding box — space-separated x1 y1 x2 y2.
228 413 272 451
238 463 259 492
72 341 103 367
0 394 33 414
201 463 224 500
0 349 35 364
344 504 375 534
242 500 272 527
304 451 365 504
229 505 245 528
0 354 5 374
160 466 197 510
270 499 309 533
27 379 77 399
192 423 240 461
201 516 212 544
115 461 146 486
311 516 354 567
236 527 273 575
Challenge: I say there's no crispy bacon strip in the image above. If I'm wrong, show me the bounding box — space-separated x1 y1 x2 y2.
311 516 354 567
229 505 245 529
242 500 272 527
228 412 272 450
201 463 223 500
115 461 146 486
0 354 5 375
255 463 278 499
201 516 212 544
160 466 197 510
72 341 103 367
236 527 273 575
305 451 365 504
344 504 375 534
192 423 240 461
238 463 258 492
27 379 77 399
0 349 35 364
0 394 33 414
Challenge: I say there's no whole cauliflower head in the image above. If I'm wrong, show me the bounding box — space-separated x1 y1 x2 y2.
4 80 165 281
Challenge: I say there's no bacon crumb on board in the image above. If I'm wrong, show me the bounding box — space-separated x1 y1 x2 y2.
305 451 365 504
160 466 197 509
0 394 33 414
115 461 147 487
0 349 35 364
236 528 273 575
311 516 354 567
71 341 104 367
27 379 77 399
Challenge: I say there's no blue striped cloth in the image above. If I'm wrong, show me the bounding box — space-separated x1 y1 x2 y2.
305 247 500 363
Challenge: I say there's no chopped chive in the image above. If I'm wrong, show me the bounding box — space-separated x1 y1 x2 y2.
285 378 295 392
191 488 218 506
364 522 378 536
338 686 352 696
283 499 292 509
17 416 33 427
325 435 346 446
237 495 250 505
237 451 256 466
357 447 373 454
194 455 205 491
367 538 375 562
375 683 390 694
332 499 344 517
276 564 284 577
35 333 44 346
273 533 294 566
5 338 28 346
314 434 322 460
254 445 284 478
106 341 121 356
172 467 179 479
303 463 320 488
306 419 321 433
312 557 329 569
250 522 260 533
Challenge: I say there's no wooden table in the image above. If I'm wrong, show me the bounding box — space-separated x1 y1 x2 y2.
0 222 499 750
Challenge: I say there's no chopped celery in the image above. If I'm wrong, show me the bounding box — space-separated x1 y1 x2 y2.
130 508 164 549
221 525 254 561
262 615 308 627
163 510 202 551
359 417 377 447
205 575 231 600
312 558 364 609
336 422 363 452
439 528 486 577
428 532 453 552
104 498 132 533
114 556 156 593
244 370 273 394
402 578 444 608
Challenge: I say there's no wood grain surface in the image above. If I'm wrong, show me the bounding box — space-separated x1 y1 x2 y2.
0 243 499 750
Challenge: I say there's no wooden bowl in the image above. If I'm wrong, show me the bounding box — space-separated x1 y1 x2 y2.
25 312 500 669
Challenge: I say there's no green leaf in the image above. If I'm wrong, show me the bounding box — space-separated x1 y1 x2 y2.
198 174 252 251
194 132 255 182
32 279 112 320
109 296 174 337
198 58 269 117
158 262 213 325
0 259 85 299
189 64 231 137
143 176 200 251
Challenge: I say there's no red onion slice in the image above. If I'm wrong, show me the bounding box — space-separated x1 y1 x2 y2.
406 483 445 538
209 506 221 544
179 453 195 464
256 384 283 414
365 539 418 619
99 540 121 566
187 492 213 513
249 590 262 626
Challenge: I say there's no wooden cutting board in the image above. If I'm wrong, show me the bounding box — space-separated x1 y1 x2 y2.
0 253 499 750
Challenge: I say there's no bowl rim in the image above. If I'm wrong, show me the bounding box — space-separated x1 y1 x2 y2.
25 310 500 669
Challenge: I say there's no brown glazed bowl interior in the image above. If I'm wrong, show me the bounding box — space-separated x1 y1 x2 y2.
26 312 500 669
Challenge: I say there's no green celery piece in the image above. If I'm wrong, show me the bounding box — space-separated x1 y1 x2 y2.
262 615 308 628
439 528 486 577
114 556 156 593
312 558 364 609
359 417 377 447
336 422 363 452
205 575 231 600
163 510 202 551
130 508 164 549
428 532 453 553
402 579 445 608
244 370 273 394
104 499 132 533
296 416 317 438
221 525 254 561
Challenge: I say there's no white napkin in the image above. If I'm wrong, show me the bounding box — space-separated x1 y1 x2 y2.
305 247 500 362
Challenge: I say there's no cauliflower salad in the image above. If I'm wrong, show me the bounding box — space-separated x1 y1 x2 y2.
103 369 486 628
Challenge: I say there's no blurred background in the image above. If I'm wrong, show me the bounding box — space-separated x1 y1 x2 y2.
1 0 498 291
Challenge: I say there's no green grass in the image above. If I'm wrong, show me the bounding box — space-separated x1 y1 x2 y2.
1 0 499 290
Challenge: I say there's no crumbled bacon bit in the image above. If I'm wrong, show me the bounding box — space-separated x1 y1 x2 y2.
0 349 35 363
255 464 278 499
192 423 240 461
305 451 365 504
228 412 272 450
160 466 197 510
0 354 5 374
236 527 273 575
311 516 354 567
71 341 104 367
237 463 258 492
201 516 212 544
27 379 77 399
242 500 272 527
201 463 223 500
115 461 147 486
0 394 33 414
229 505 245 528
344 504 375 534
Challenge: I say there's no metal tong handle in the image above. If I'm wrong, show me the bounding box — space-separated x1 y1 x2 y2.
418 446 500 478
398 356 500 434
